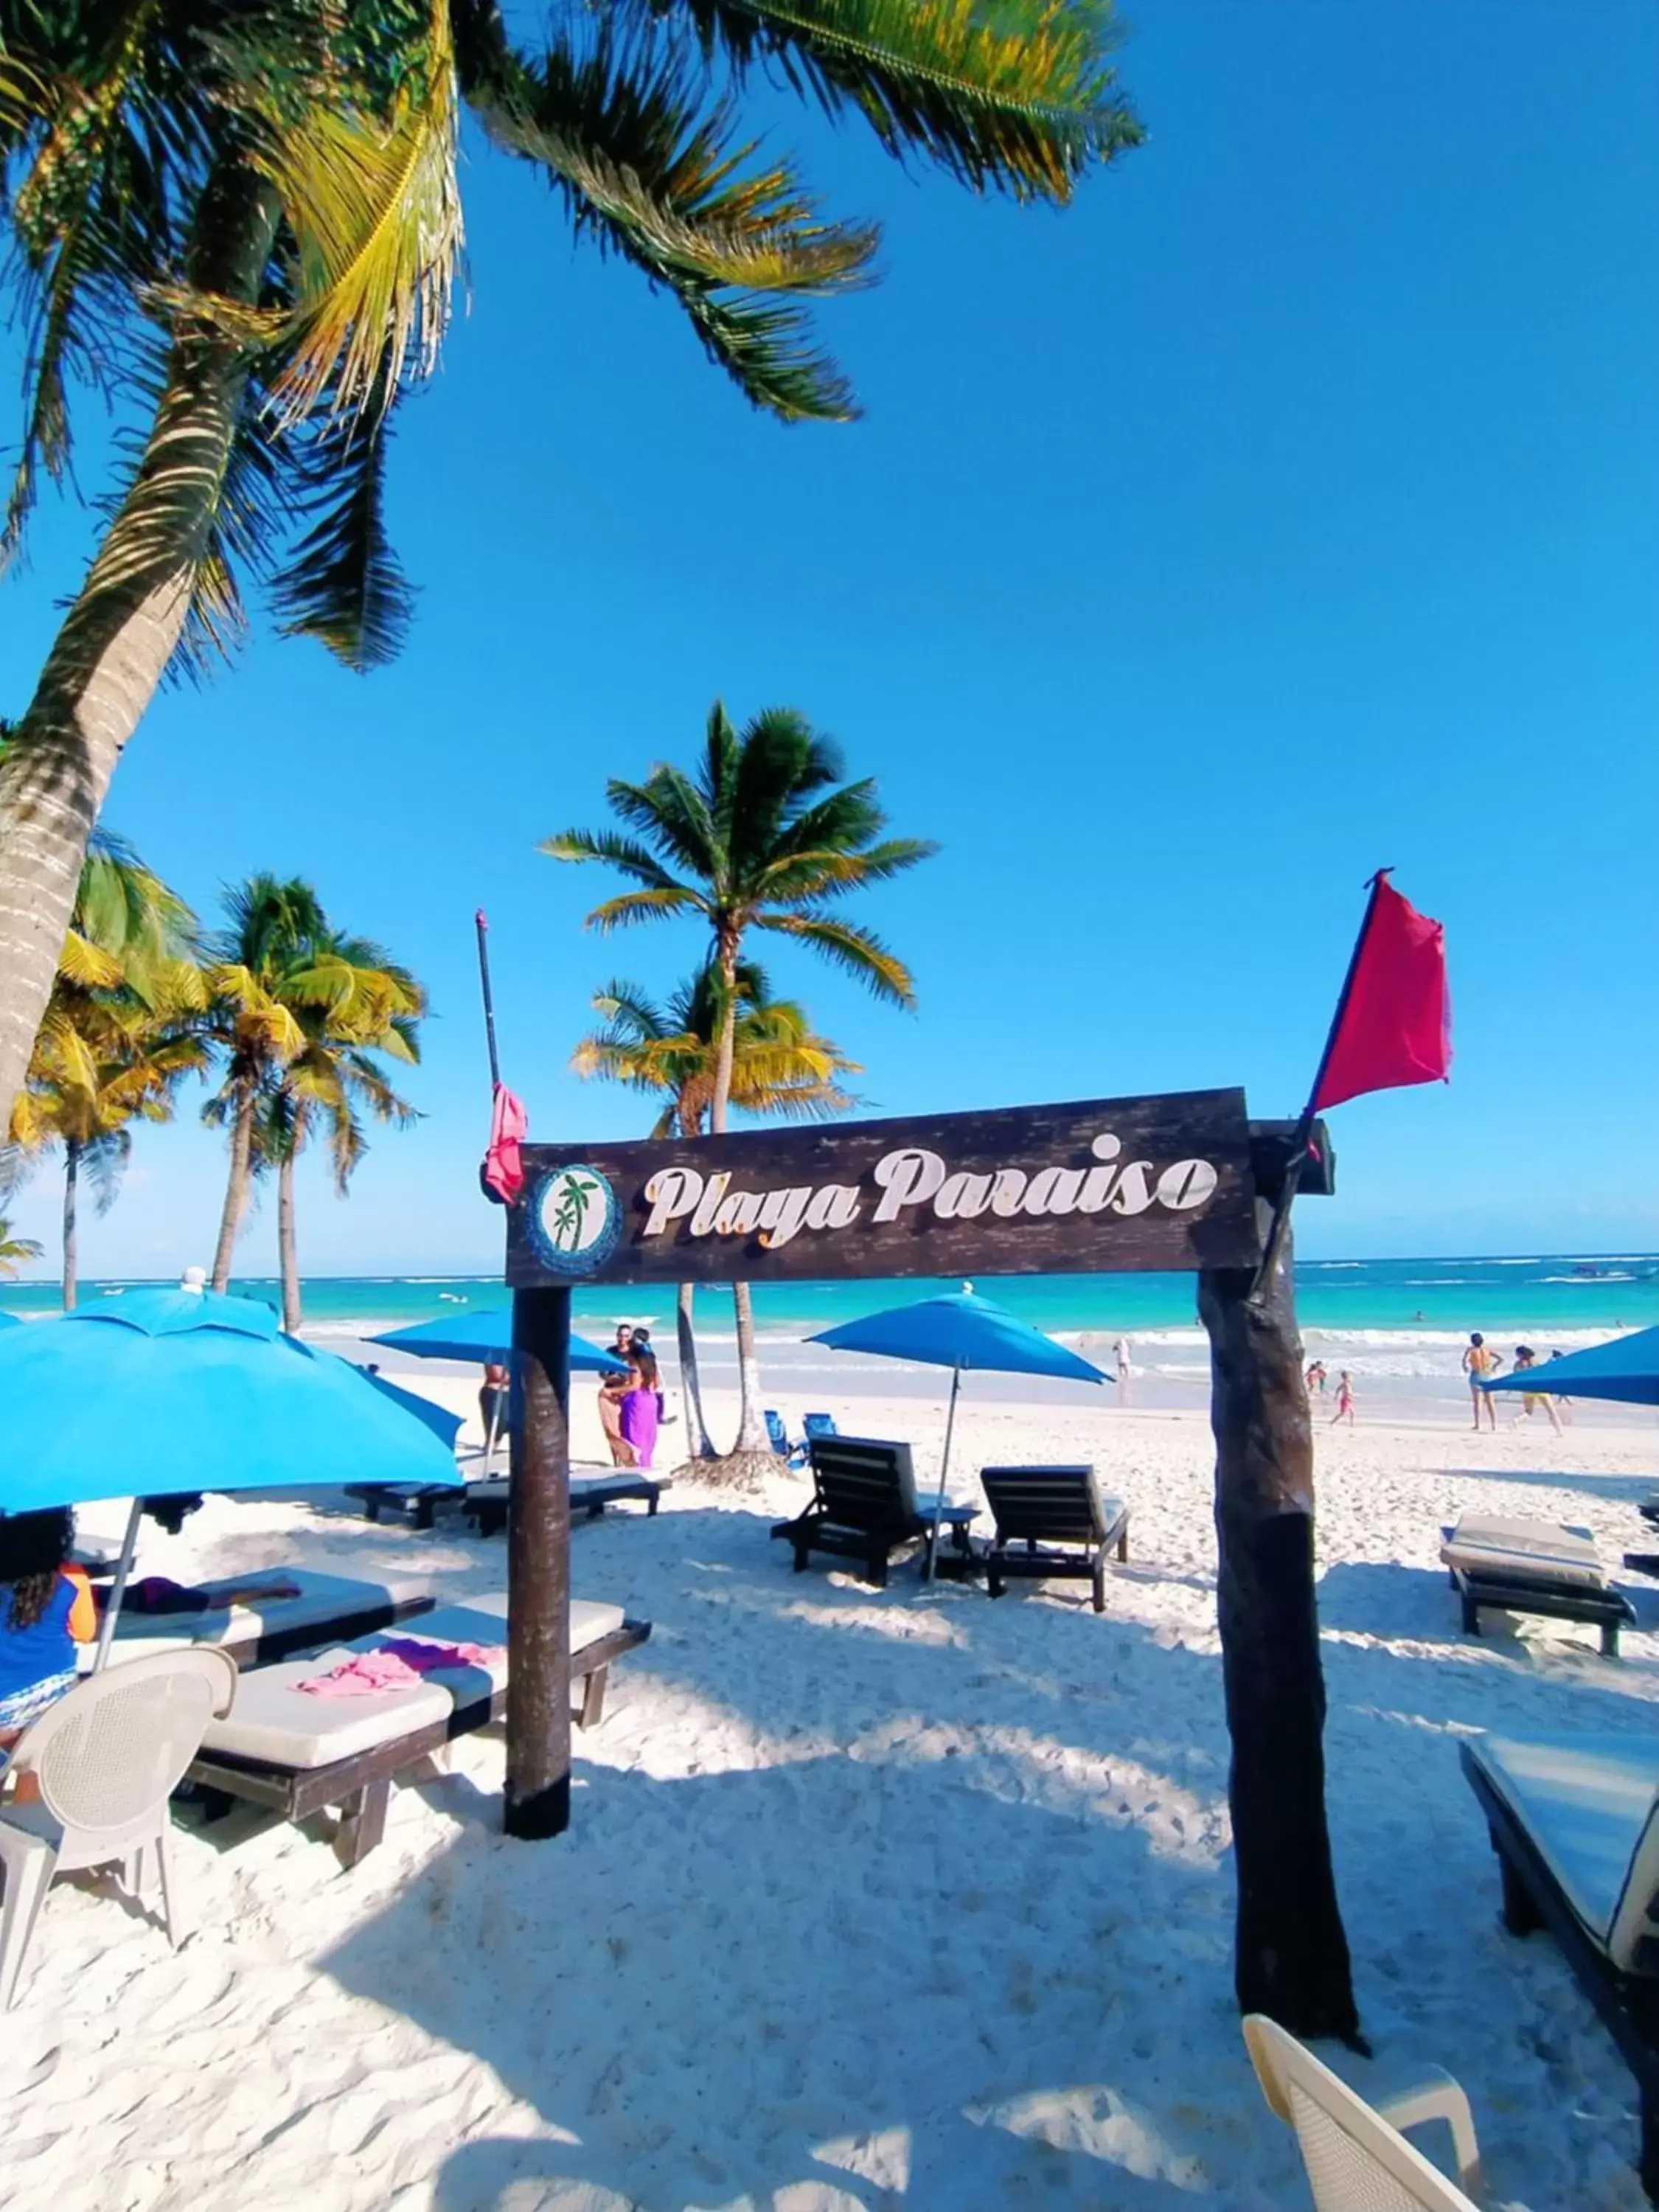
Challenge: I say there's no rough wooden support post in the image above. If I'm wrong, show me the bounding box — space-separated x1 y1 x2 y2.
1199 1197 1360 2043
505 1284 572 1840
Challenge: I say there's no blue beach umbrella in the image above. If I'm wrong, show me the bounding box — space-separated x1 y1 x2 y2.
0 1287 463 1665
1483 1326 1659 1409
809 1287 1109 1581
0 1311 20 1328
369 1305 629 1371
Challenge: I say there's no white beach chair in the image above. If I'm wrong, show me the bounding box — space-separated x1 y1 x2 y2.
1244 2015 1484 2209
0 1646 237 2008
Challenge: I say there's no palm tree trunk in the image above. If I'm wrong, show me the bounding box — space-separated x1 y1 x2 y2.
0 159 282 1137
61 1141 79 1312
676 1281 716 1457
278 1148 301 1332
211 1088 257 1292
709 939 771 1456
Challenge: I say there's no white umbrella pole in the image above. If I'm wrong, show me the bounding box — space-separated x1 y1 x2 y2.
91 1497 145 1674
924 1367 962 1585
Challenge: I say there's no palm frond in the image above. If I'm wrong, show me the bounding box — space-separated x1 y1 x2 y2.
588 886 707 933
271 369 414 669
667 0 1141 201
753 911 917 1005
539 824 689 891
469 25 872 420
257 0 462 423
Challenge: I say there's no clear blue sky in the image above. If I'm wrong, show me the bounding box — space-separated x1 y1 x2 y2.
3 0 1656 1280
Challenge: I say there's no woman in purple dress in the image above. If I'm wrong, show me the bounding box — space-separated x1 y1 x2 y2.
617 1342 660 1470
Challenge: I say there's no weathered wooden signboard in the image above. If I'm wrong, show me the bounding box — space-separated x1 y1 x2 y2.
507 1087 1262 1287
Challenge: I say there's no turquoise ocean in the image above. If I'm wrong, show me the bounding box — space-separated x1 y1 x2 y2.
4 1256 1655 1382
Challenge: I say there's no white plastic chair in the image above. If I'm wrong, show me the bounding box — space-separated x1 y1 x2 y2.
1244 2014 1484 2209
0 1646 237 2009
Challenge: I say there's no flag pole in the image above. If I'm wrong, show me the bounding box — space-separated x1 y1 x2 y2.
1249 871 1391 1304
476 909 503 1093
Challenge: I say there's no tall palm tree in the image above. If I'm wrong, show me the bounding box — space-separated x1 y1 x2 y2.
5 809 206 1307
11 997 204 1305
202 880 423 1296
547 703 932 1464
573 960 858 1454
0 1213 43 1276
0 1 1140 1133
260 933 422 1330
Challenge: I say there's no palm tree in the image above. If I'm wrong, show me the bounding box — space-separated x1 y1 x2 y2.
203 880 423 1303
262 933 422 1330
0 1214 43 1276
10 997 204 1305
573 960 859 1454
6 814 206 1307
0 3 1140 1133
547 704 932 1464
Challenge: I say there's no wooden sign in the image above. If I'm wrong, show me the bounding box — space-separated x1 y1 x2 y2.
505 1088 1261 1287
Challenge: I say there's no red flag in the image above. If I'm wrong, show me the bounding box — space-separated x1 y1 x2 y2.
481 1082 528 1203
1312 874 1451 1111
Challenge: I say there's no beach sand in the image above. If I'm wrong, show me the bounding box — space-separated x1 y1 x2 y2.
4 1383 1658 2210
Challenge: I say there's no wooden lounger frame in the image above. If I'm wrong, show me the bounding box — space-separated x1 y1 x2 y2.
120 1589 436 1673
771 1438 976 1588
465 1476 665 1539
186 1618 651 1868
1462 1741 1659 2199
980 1470 1131 1614
1439 1537 1635 1658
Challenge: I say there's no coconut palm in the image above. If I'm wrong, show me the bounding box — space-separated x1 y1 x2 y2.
0 1213 43 1276
202 879 423 1295
0 1 1141 1133
258 933 422 1329
573 960 858 1453
5 809 206 1306
547 704 931 1464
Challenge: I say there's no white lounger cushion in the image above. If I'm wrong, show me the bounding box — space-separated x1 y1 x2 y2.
1467 1732 1659 1971
199 1593 627 1770
1440 1515 1604 1591
85 1568 435 1667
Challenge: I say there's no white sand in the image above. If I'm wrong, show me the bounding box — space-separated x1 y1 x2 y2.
4 1385 1659 2211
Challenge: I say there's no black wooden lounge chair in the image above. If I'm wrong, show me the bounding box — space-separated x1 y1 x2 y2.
1439 1514 1636 1657
771 1436 976 1588
978 1466 1130 1613
186 1596 650 1867
1462 1731 1659 2199
97 1568 437 1671
343 1481 459 1529
462 1472 668 1538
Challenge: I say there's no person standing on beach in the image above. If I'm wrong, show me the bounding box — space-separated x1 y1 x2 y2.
1113 1339 1131 1402
1304 1360 1327 1396
1512 1346 1563 1435
1462 1332 1501 1430
1330 1371 1356 1426
619 1340 661 1470
479 1361 509 1459
599 1326 633 1465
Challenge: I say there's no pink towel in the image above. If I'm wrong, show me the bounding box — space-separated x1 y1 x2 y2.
298 1638 505 1697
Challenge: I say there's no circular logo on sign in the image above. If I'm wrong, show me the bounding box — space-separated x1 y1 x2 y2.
527 1164 621 1276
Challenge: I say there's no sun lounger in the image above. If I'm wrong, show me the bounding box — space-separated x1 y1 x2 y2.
978 1466 1131 1613
461 1472 669 1538
765 1410 807 1466
802 1413 838 1442
84 1569 437 1672
184 1593 652 1866
1439 1513 1636 1656
1461 1730 1659 2198
771 1436 977 1587
343 1481 460 1528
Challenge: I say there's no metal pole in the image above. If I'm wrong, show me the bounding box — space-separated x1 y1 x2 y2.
923 1366 962 1585
504 1284 572 1838
475 909 503 1093
91 1498 145 1674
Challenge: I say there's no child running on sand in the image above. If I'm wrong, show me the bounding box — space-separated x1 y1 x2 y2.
0 1508 95 1758
1330 1371 1355 1426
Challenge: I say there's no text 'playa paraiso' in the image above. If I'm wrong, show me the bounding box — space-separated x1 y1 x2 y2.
640 1133 1223 1251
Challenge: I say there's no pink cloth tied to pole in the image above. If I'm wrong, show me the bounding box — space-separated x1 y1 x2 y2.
482 1083 528 1203
298 1637 506 1698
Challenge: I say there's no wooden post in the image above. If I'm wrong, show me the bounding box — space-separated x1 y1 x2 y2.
505 1283 572 1840
1199 1192 1360 2044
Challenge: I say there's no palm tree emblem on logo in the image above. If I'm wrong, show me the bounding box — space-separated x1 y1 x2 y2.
532 1164 618 1273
